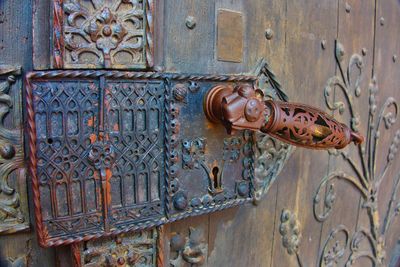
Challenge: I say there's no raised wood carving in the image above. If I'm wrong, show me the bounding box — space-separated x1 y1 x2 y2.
0 65 29 234
71 228 159 267
53 0 154 69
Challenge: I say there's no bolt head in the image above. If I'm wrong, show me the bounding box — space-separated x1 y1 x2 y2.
0 143 15 159
185 16 196 29
265 28 274 40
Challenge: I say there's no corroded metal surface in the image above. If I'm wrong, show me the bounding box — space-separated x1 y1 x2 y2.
26 70 260 247
0 65 29 234
204 83 363 149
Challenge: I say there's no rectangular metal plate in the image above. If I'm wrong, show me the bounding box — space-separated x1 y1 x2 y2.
26 71 257 247
217 9 244 63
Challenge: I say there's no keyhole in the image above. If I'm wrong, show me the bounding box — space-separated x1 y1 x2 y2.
212 167 219 188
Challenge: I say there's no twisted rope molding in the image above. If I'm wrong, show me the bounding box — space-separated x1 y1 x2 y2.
52 0 64 68
25 77 47 247
26 70 257 82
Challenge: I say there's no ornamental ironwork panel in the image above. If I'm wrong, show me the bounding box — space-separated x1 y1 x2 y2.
26 64 293 247
52 0 154 69
27 72 166 247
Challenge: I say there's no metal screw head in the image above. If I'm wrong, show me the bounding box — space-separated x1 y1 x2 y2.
0 143 15 159
393 54 397 63
185 16 196 29
265 28 274 40
321 40 327 50
173 192 188 210
380 17 385 26
362 48 367 56
345 2 351 13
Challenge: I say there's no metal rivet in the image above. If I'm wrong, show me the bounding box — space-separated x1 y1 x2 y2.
362 48 367 56
0 143 15 159
393 54 397 63
380 17 385 26
321 40 326 50
265 28 274 40
345 2 351 13
185 16 196 29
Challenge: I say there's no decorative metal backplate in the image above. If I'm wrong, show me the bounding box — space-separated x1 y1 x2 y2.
0 65 29 234
26 70 273 247
52 0 154 69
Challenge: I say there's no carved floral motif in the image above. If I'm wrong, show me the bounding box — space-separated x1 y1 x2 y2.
57 0 152 68
75 229 158 267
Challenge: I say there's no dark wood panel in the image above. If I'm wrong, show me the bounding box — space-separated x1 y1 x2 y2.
207 0 286 266
318 1 377 266
271 0 339 266
0 0 55 266
373 0 400 265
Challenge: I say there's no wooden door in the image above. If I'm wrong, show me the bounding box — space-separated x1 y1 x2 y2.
0 1 399 266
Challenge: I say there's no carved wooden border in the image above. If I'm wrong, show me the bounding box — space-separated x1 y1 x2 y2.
0 65 29 234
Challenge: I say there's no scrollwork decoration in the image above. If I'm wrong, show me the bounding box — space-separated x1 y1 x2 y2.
253 59 293 203
56 0 152 69
0 65 28 234
280 41 400 266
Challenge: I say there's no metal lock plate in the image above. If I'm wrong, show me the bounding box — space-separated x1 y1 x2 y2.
26 70 262 247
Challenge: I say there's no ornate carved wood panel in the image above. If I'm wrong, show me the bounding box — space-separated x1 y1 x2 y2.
0 65 29 234
51 0 154 69
71 228 159 267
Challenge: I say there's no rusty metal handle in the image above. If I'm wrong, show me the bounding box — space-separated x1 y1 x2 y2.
204 84 363 150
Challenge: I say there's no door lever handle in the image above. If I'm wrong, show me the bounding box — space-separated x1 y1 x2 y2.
204 84 363 149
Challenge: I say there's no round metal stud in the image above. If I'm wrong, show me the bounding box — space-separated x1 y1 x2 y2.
345 2 351 13
173 192 188 210
185 16 196 29
173 83 187 102
362 48 367 56
237 182 249 197
265 28 274 40
321 40 326 50
0 143 15 159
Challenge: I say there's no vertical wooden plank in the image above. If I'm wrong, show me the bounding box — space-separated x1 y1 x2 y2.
207 1 286 267
0 0 56 266
163 0 215 73
271 0 338 266
316 1 376 266
373 0 400 264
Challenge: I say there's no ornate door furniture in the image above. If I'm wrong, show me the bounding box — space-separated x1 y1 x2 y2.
0 1 399 267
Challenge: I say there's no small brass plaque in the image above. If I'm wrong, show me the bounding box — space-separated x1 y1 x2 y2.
217 9 244 63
